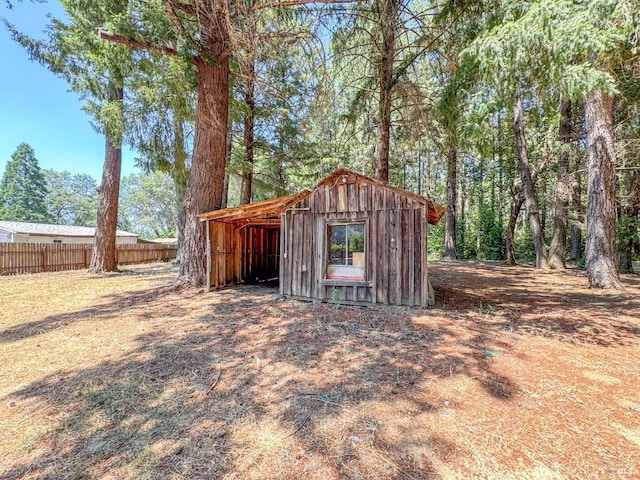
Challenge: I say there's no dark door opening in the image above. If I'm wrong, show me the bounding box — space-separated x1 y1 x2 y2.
242 226 280 287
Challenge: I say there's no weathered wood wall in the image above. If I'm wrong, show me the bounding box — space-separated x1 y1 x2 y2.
206 221 279 289
281 177 430 306
0 243 177 275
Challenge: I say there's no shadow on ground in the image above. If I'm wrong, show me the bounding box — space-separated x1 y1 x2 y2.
3 261 639 479
1 285 519 479
431 261 640 348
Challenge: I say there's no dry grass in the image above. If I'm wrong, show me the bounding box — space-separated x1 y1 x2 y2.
1 261 639 479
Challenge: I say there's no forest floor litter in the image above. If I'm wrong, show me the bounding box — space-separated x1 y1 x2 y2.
1 261 639 479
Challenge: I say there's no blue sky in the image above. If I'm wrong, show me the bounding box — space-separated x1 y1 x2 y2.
0 1 137 181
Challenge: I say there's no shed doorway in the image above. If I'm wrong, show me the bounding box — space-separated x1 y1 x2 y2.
239 225 280 286
198 191 310 290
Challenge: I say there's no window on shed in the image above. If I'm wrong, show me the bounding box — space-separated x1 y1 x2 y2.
327 223 365 280
53 239 62 244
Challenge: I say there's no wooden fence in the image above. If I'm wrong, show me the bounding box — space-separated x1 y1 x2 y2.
0 243 177 275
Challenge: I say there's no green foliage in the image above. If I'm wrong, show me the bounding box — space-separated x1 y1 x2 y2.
0 143 51 222
617 215 640 260
43 170 98 226
118 171 179 239
328 0 437 178
227 34 324 204
128 55 196 201
349 230 364 253
463 0 634 101
8 0 198 202
476 204 505 260
427 223 445 259
514 222 537 262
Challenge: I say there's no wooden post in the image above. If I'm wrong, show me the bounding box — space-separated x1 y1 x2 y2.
408 209 415 306
370 215 377 304
395 208 402 305
426 214 434 306
421 207 428 307
206 220 211 291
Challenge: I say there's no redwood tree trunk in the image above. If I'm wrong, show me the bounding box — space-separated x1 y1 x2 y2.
585 90 622 288
178 20 230 287
443 146 457 260
548 99 572 269
90 81 123 273
373 0 397 183
513 86 548 268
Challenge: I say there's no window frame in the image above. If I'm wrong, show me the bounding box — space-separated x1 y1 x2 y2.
324 219 368 281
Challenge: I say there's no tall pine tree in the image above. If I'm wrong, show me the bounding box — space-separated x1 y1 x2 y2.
6 0 130 272
0 143 51 223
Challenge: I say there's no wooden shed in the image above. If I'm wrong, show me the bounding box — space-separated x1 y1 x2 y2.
198 168 445 306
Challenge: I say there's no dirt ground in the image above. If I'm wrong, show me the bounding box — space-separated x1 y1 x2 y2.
1 261 639 480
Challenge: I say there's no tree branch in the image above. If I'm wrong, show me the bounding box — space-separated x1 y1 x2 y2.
164 0 204 58
98 29 195 63
251 0 364 13
254 31 306 42
230 70 292 107
169 0 197 16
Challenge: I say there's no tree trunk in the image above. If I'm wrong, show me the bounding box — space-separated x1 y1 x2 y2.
513 86 548 268
585 90 622 288
89 81 123 273
241 60 256 205
221 121 233 209
373 0 397 183
476 156 484 258
172 118 189 262
443 146 457 260
548 100 572 269
177 21 230 287
172 118 190 202
619 249 633 274
618 204 634 274
458 162 466 255
568 100 585 262
621 170 640 274
221 172 230 209
570 222 583 260
506 190 524 265
569 154 583 260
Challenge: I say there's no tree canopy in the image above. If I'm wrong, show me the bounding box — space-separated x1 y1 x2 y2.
43 170 98 226
6 0 640 286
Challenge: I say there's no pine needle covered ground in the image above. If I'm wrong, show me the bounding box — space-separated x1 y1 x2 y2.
1 261 639 479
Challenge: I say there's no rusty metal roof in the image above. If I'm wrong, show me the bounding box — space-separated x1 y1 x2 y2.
197 190 311 223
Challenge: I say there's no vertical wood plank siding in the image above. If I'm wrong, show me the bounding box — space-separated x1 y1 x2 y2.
207 220 280 289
